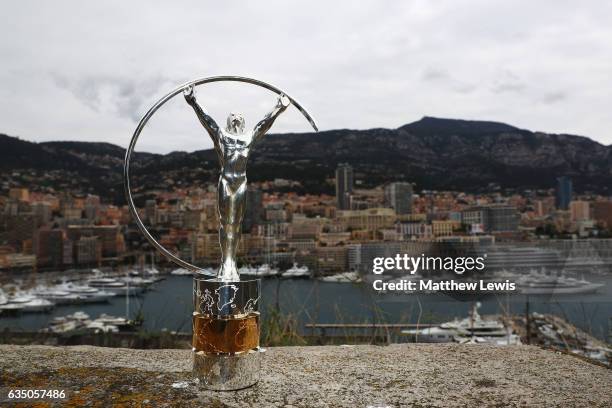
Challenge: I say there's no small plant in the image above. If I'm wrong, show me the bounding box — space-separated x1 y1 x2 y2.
260 307 307 347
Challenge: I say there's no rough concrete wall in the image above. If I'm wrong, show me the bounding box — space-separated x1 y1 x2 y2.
1 344 610 407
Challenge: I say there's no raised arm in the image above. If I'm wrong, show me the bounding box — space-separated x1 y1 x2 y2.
252 94 290 142
183 85 222 157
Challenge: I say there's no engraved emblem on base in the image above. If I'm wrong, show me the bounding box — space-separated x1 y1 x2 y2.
124 76 317 391
193 277 261 390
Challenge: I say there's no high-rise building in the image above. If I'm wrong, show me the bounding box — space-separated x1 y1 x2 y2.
335 163 354 210
145 199 157 224
35 228 64 267
556 176 573 210
32 202 53 225
75 236 101 265
242 187 263 232
384 182 413 215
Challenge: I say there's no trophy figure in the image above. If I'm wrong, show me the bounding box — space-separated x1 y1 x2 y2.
124 76 317 390
183 84 290 282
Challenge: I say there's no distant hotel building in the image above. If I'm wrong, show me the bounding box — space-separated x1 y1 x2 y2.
570 200 590 222
461 205 519 233
335 163 354 210
556 176 573 210
384 182 413 215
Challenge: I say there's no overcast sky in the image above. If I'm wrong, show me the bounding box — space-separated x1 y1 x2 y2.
1 1 611 153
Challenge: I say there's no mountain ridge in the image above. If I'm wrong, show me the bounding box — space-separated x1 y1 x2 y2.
1 116 611 203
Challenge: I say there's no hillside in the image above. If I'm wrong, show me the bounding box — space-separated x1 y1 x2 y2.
1 117 611 203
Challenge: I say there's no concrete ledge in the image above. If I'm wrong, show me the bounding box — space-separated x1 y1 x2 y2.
1 344 610 407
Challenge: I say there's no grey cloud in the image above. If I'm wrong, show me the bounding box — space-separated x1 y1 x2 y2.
491 71 525 94
540 91 567 104
421 68 449 81
52 74 169 122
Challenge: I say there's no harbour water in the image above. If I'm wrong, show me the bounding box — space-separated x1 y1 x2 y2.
1 273 611 341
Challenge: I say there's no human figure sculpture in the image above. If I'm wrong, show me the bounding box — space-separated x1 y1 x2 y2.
183 84 290 281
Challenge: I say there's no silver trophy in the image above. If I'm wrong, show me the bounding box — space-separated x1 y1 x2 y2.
124 76 317 390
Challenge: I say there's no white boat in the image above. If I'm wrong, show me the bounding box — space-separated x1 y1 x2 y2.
20 298 54 313
0 293 53 312
145 267 160 276
404 326 460 343
282 263 310 278
34 289 81 305
171 268 193 276
89 313 138 332
46 311 91 333
403 303 521 346
0 302 25 313
120 276 156 286
55 283 117 303
519 272 604 295
86 320 119 333
256 264 279 277
319 271 362 283
88 278 143 296
239 265 258 276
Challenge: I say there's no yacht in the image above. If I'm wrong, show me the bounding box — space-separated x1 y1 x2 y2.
88 278 143 296
120 276 156 287
282 263 310 278
86 320 119 333
404 326 460 343
403 303 521 345
256 264 279 277
5 294 55 313
238 265 258 276
34 288 82 305
56 283 116 303
0 290 9 306
318 271 362 283
46 311 91 333
519 271 604 295
170 267 193 276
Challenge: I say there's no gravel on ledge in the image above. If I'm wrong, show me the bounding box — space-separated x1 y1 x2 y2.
1 344 610 407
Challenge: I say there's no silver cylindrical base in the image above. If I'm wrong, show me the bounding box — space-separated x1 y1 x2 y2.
192 277 262 391
193 348 262 391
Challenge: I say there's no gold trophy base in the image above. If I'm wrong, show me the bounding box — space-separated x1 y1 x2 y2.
192 277 262 391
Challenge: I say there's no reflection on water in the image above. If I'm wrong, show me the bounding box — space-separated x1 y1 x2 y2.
1 274 611 341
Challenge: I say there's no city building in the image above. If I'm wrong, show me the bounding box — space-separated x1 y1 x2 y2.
592 201 612 228
145 199 157 224
432 220 459 237
75 236 101 265
462 205 519 233
335 163 354 210
35 228 64 267
570 200 590 222
8 188 29 202
556 176 573 210
384 182 413 215
337 208 396 231
399 221 433 240
315 246 348 274
66 225 125 259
